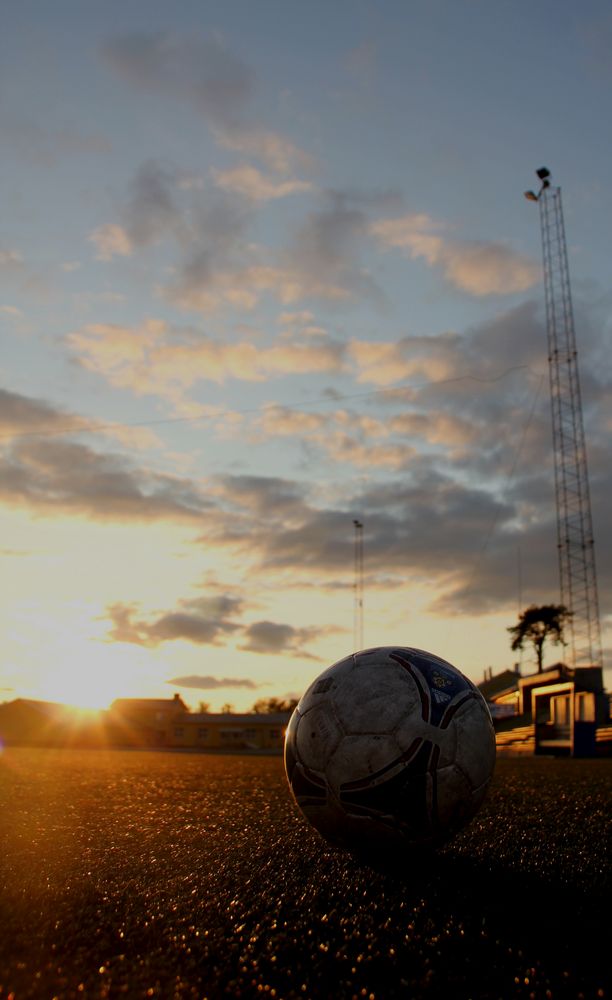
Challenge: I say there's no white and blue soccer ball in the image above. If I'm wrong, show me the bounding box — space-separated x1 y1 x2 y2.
284 646 496 853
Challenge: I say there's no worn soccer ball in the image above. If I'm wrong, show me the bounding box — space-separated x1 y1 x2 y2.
284 646 496 853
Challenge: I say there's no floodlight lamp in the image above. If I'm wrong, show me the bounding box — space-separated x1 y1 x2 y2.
536 167 550 180
524 190 539 202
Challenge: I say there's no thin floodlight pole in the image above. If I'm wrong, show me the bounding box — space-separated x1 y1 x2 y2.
353 519 364 651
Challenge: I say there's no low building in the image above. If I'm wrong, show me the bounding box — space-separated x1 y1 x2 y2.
107 694 188 747
106 698 290 752
167 712 290 753
0 695 292 753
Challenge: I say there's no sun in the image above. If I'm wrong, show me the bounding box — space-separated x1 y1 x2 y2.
39 641 153 710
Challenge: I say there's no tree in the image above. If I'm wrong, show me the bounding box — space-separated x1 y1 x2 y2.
250 697 299 714
197 701 211 714
220 702 234 714
507 604 572 672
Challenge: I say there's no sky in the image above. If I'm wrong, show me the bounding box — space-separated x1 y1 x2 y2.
1 0 611 711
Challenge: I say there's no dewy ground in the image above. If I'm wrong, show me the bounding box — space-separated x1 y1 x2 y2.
0 750 609 1000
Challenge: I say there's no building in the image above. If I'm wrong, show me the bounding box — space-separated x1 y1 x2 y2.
481 664 611 757
0 698 106 748
0 695 292 753
107 694 188 747
167 712 290 753
106 697 290 752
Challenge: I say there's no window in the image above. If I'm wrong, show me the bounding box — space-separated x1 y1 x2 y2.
197 728 208 739
174 726 184 738
269 729 280 740
551 696 570 726
244 729 257 740
575 692 595 723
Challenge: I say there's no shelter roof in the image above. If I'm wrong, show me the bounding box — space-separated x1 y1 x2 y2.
477 669 520 701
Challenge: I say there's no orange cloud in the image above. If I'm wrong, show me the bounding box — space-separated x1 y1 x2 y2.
371 213 539 296
66 320 346 405
164 261 351 314
349 335 458 386
88 224 134 260
214 126 315 174
211 164 313 201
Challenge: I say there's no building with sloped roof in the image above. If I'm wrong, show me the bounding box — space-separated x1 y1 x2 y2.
107 694 188 747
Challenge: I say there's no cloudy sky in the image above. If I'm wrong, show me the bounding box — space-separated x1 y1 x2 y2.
1 0 611 710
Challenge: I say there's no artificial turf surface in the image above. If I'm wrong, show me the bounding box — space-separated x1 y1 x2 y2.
0 748 610 999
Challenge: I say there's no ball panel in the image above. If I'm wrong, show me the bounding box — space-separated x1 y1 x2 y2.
295 702 342 772
326 733 403 791
391 647 475 727
289 760 327 806
334 652 422 734
283 707 301 782
452 697 496 790
296 654 356 714
339 739 436 843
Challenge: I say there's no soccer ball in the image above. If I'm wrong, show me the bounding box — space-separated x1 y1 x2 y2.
284 646 496 853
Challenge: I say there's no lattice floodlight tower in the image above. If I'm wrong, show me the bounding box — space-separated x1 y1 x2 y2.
524 168 602 669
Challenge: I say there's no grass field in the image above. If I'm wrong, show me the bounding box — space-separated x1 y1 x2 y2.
0 748 610 999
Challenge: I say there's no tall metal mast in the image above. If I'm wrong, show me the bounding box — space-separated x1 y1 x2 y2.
353 519 364 650
524 168 602 668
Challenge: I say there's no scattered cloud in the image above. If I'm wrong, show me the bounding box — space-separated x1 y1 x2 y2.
183 278 612 618
0 386 161 452
1 116 111 166
0 250 24 270
314 432 416 470
0 387 77 439
257 405 328 439
277 310 316 327
238 620 328 659
106 597 242 647
89 159 189 267
165 260 356 313
105 593 328 660
214 126 315 174
102 30 314 176
349 333 459 386
89 224 133 261
211 164 313 202
166 674 260 690
285 192 382 304
66 320 346 404
123 160 185 247
371 213 540 296
0 433 210 522
213 474 311 522
103 31 253 126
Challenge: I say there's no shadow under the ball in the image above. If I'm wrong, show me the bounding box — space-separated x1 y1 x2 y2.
350 845 606 963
